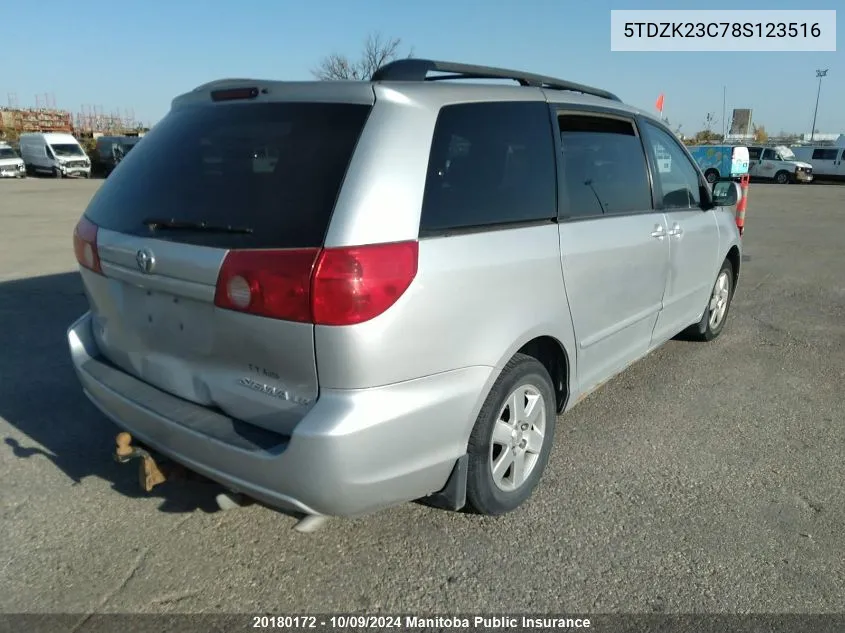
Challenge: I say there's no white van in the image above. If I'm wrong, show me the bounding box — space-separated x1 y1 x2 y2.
790 145 845 180
0 142 26 178
746 145 813 184
19 132 91 178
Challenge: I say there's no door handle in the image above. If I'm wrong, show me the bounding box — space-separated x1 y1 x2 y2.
668 223 683 238
650 224 666 239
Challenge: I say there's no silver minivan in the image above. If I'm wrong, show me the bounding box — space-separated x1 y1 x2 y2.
68 60 742 525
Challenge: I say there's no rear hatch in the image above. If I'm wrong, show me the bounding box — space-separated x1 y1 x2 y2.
76 89 373 434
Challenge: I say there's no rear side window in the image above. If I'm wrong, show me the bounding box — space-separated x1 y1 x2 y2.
84 102 371 249
558 114 652 218
812 148 838 160
420 101 556 233
748 148 761 160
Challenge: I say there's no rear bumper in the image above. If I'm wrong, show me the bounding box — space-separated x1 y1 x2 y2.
68 311 491 517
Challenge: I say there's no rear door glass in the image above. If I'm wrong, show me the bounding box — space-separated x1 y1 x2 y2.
557 114 653 218
84 102 372 249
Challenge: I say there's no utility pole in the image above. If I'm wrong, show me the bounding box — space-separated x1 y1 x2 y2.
722 86 726 139
810 69 828 142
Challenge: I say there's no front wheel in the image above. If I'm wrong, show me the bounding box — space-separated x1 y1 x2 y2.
684 259 734 342
465 353 556 515
53 167 63 179
775 170 791 184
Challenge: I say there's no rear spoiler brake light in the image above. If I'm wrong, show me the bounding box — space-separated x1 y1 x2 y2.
211 87 260 102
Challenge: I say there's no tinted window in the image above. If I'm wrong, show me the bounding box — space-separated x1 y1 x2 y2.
558 114 652 217
762 148 776 160
748 147 761 160
642 122 701 209
420 101 556 233
0 147 17 159
812 148 838 160
84 102 371 249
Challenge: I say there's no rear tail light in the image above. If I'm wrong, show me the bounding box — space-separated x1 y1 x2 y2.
214 248 320 322
312 241 419 326
214 241 419 326
73 216 102 274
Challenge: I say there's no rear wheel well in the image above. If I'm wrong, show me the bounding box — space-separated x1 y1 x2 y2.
516 336 569 413
725 245 740 291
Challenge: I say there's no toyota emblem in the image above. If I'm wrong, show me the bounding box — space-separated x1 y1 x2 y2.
136 248 156 274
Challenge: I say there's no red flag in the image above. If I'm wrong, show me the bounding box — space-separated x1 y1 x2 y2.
655 93 665 113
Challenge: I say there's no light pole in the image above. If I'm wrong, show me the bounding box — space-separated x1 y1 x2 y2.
810 69 828 142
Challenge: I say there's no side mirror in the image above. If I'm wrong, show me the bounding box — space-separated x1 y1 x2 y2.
712 181 742 207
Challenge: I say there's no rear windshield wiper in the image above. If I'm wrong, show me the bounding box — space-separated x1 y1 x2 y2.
142 218 254 234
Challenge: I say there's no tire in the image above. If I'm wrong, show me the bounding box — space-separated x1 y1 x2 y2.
704 169 719 184
53 167 63 179
465 353 556 515
684 259 734 342
775 170 791 184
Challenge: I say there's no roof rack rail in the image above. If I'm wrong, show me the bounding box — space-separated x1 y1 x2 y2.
371 58 621 102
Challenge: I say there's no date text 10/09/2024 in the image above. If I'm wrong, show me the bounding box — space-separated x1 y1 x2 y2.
251 615 593 629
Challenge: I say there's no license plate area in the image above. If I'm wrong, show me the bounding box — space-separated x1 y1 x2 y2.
124 285 214 354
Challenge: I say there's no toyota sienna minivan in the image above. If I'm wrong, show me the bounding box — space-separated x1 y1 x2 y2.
68 59 743 525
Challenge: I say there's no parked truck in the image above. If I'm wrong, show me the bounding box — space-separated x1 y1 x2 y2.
789 136 845 181
91 135 141 176
746 145 813 184
0 142 26 178
19 132 91 178
688 145 750 184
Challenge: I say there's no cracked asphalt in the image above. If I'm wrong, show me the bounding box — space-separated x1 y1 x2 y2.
0 179 843 616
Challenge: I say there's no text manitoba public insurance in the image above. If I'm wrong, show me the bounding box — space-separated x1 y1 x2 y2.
405 616 591 628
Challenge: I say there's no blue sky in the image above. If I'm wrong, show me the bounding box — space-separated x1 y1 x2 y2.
4 0 842 135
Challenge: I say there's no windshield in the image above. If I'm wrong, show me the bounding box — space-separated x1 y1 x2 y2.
50 143 85 157
778 149 796 161
0 148 18 159
121 143 137 153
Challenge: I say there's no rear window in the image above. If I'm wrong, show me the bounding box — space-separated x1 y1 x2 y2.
84 102 371 249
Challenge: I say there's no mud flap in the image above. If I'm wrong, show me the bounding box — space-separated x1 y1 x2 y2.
423 454 468 511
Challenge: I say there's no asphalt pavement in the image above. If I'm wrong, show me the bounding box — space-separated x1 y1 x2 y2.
0 178 843 615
